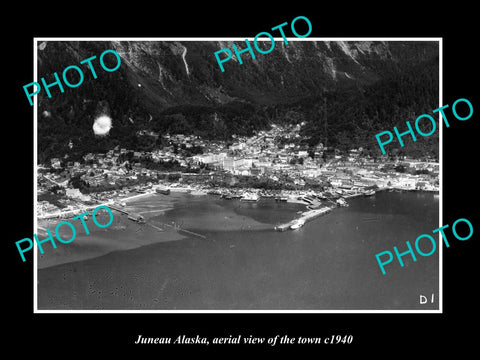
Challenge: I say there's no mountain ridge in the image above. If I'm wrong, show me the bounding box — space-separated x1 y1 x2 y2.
36 40 439 162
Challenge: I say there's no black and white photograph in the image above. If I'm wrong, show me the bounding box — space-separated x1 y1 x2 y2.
33 39 440 311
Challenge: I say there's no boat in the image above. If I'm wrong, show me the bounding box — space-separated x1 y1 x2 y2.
324 191 339 199
128 214 145 224
290 219 305 230
275 223 290 231
222 192 239 200
156 186 171 195
300 196 313 204
336 198 349 207
240 192 260 202
317 192 327 200
343 192 362 199
307 202 323 210
364 190 375 196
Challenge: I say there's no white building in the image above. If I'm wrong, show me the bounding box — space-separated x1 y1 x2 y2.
65 188 91 201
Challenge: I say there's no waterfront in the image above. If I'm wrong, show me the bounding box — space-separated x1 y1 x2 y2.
37 191 439 310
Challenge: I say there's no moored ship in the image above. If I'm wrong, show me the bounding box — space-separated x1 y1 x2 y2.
336 198 349 207
240 192 260 202
290 219 305 230
155 186 171 195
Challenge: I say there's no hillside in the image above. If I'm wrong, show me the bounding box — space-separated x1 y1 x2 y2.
36 40 439 163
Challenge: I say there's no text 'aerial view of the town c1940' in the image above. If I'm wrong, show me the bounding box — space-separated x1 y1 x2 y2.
35 40 440 311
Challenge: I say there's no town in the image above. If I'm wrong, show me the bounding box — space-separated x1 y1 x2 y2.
37 122 439 222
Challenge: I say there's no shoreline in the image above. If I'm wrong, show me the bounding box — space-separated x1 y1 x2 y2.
37 183 438 221
37 191 287 269
37 197 186 269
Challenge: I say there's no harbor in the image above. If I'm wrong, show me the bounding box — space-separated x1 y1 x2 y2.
113 187 344 235
37 179 438 238
37 190 440 310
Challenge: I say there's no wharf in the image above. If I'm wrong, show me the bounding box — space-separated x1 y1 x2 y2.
109 204 206 239
109 204 145 223
343 192 363 199
275 206 334 231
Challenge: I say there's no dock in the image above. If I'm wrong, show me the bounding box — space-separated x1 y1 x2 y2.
109 204 206 239
163 223 207 239
343 192 363 199
109 204 145 223
275 206 334 231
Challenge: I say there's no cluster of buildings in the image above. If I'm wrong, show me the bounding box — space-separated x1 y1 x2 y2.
191 124 320 175
37 123 439 217
189 123 439 191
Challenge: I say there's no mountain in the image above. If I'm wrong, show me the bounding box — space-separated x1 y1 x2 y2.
35 40 439 163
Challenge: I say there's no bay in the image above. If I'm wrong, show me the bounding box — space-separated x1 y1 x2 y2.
37 191 439 310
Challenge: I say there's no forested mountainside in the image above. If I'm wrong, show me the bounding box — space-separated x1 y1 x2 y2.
36 40 439 163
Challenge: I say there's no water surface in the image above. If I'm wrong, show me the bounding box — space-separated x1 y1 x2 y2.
38 191 439 310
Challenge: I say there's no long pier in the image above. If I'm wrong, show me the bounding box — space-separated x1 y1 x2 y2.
109 204 145 222
162 223 207 239
110 204 206 239
275 206 334 231
109 204 129 215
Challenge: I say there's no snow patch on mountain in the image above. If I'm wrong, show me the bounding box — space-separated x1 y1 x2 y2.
336 41 360 64
181 45 190 76
323 57 337 80
281 42 292 64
